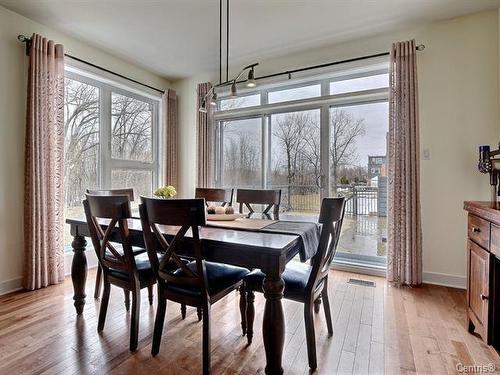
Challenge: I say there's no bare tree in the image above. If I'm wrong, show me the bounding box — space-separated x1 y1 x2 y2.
330 108 365 193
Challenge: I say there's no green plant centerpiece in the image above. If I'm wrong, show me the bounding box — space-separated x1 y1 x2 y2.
153 185 177 199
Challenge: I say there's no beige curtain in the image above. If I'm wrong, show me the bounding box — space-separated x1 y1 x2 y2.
387 39 422 286
163 89 178 187
24 34 65 290
197 82 214 188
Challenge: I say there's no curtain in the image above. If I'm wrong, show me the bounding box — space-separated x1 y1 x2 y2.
24 34 65 290
197 82 214 188
387 39 422 286
163 89 178 187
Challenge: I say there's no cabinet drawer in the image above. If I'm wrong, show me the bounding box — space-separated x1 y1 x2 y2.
468 214 490 249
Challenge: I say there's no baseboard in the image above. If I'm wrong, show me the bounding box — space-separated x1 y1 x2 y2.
422 271 466 289
0 277 23 295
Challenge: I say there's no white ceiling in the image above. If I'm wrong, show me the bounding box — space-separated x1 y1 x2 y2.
2 0 500 80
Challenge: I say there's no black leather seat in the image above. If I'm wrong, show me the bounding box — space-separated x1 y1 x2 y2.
170 261 250 297
244 261 311 302
107 253 155 282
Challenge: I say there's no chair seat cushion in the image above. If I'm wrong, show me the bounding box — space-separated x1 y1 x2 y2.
168 261 250 297
108 253 154 282
106 243 146 258
244 261 311 301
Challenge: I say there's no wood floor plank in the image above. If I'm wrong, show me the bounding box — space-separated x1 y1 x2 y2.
0 269 499 374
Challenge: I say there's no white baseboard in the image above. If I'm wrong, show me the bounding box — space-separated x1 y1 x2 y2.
0 277 23 295
331 260 387 278
422 271 466 289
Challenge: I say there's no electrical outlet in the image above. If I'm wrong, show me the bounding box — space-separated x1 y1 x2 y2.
423 148 430 160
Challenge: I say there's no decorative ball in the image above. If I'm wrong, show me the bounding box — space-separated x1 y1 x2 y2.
215 206 226 215
225 206 234 214
207 205 216 214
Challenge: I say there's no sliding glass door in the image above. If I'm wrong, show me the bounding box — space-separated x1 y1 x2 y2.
268 109 322 216
330 102 389 266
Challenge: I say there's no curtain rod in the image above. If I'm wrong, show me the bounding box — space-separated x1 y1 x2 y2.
217 43 425 87
17 35 165 94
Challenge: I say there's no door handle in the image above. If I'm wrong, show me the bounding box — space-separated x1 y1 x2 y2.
316 174 323 189
472 227 481 233
480 294 488 300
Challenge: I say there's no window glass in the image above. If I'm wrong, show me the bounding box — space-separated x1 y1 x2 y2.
111 93 153 162
330 73 389 95
268 84 321 104
221 118 262 188
64 78 100 219
111 169 153 201
219 94 260 111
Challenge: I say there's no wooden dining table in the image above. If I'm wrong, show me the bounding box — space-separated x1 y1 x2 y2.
66 216 306 375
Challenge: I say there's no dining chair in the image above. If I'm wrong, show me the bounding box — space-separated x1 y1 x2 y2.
139 197 250 374
236 188 282 220
83 194 157 352
242 197 345 370
86 188 148 303
195 187 234 207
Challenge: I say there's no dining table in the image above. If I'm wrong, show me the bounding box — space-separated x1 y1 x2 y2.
66 214 319 375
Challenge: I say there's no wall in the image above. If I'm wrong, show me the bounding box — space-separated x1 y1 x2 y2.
0 5 171 293
173 10 500 287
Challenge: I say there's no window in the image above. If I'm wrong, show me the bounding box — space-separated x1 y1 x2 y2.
215 62 389 267
268 84 321 104
220 118 262 188
64 69 160 245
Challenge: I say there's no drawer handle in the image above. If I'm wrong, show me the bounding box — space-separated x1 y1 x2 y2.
472 227 481 233
480 294 489 300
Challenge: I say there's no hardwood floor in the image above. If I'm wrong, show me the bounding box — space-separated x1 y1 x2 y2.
0 269 498 374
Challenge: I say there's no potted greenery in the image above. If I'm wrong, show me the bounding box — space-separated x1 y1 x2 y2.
153 185 177 199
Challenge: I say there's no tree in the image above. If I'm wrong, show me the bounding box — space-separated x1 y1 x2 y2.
330 108 365 193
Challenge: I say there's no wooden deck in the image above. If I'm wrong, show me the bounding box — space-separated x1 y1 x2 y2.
0 268 498 374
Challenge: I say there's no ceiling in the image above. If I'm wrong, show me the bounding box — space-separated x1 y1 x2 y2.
2 0 500 80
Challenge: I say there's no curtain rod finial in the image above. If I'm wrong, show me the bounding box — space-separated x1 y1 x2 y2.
18 34 30 42
416 44 425 51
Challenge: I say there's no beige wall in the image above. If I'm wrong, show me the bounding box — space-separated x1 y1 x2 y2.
0 5 170 291
173 10 500 286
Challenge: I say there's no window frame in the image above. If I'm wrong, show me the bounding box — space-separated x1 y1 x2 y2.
64 68 161 196
213 61 390 192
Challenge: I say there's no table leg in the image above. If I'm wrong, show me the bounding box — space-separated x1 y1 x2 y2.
262 274 285 375
71 233 87 315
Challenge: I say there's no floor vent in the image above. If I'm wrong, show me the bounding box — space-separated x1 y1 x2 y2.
347 278 376 287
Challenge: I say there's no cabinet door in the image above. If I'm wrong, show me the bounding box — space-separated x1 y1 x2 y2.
468 240 491 341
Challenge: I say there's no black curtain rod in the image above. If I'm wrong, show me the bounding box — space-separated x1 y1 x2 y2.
216 44 425 87
18 35 165 94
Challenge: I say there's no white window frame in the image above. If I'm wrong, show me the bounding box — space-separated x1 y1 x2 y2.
64 66 161 194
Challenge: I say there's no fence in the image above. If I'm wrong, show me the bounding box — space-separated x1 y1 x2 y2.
271 183 386 217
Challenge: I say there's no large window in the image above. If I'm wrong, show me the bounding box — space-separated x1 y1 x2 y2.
64 70 160 244
214 63 388 267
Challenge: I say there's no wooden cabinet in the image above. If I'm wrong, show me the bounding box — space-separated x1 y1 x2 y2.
467 240 490 341
464 201 499 348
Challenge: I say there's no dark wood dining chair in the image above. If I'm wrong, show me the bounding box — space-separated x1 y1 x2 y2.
242 197 345 370
83 194 157 352
86 188 147 302
195 187 234 207
139 197 250 374
236 188 282 220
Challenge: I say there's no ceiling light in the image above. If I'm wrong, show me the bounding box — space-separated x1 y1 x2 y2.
230 81 237 98
246 67 256 88
199 100 208 113
210 91 217 106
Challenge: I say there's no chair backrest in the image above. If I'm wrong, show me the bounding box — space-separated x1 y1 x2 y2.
139 197 209 297
83 194 136 276
86 188 135 202
195 188 233 207
236 189 282 220
307 197 346 293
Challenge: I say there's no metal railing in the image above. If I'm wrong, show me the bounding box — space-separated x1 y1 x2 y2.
269 183 381 216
